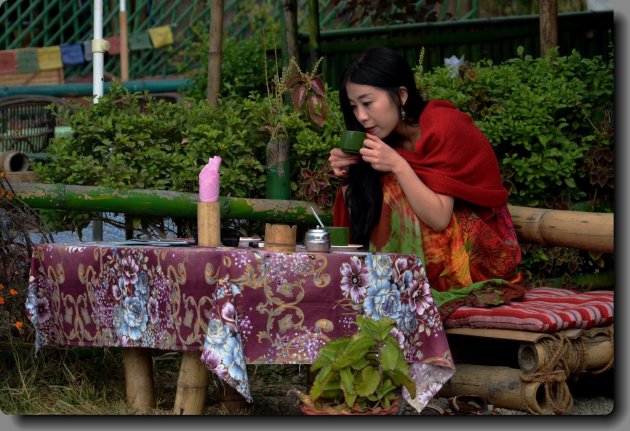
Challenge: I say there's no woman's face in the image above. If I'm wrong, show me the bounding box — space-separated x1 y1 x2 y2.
345 82 402 140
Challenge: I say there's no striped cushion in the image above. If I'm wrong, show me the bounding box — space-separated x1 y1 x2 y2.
444 287 614 333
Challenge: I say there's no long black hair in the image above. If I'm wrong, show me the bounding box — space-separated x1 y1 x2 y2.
339 46 427 247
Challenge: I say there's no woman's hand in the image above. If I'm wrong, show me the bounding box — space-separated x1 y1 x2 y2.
328 147 361 177
359 133 405 174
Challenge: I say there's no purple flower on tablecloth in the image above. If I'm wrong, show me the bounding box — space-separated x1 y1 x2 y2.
115 296 148 340
390 326 406 349
366 254 393 283
221 302 236 323
397 303 418 335
118 255 139 287
363 279 401 321
201 348 229 380
147 296 159 324
25 286 50 325
340 256 370 303
112 278 124 301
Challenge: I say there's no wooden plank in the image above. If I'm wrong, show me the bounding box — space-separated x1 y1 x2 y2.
446 327 554 343
0 68 64 87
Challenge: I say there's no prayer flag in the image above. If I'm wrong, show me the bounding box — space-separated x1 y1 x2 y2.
148 25 173 49
106 35 121 56
128 31 152 51
82 40 93 62
0 51 18 75
37 46 63 70
60 44 84 66
16 48 39 73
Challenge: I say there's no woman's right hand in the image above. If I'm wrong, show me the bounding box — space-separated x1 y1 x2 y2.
328 148 361 177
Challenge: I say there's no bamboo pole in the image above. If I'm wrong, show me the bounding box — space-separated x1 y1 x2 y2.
172 200 221 414
507 205 613 253
438 364 569 414
518 327 614 374
0 150 30 172
207 0 224 107
173 351 211 415
539 0 558 57
9 182 327 224
9 182 615 253
123 347 155 413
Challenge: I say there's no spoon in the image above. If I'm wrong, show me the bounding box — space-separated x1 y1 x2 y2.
309 206 326 229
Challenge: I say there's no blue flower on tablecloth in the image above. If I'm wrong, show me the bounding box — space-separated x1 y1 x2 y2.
135 272 149 300
115 296 148 340
223 335 247 382
214 286 226 300
203 319 231 351
363 278 401 321
366 254 393 284
230 283 241 296
397 303 418 335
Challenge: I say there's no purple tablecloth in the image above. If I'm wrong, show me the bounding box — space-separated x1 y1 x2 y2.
27 243 455 412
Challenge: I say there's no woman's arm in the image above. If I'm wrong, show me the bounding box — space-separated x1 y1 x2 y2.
360 133 454 232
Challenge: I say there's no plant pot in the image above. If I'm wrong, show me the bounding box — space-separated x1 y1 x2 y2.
300 399 400 416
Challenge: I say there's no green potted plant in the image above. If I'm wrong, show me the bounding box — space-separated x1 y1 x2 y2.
292 316 417 415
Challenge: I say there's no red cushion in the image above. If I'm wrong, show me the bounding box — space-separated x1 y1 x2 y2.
444 287 614 333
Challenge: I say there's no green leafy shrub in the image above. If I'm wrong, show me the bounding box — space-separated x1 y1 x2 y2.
296 316 416 413
415 47 614 285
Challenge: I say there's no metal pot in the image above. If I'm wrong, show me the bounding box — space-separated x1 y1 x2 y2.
304 228 331 253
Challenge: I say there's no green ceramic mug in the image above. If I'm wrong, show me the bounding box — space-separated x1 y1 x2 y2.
339 130 366 154
326 226 349 246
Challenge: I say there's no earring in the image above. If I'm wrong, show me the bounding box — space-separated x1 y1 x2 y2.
401 108 406 121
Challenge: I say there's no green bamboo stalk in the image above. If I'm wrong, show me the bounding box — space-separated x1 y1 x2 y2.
8 181 332 225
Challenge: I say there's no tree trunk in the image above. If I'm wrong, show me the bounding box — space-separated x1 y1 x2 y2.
539 0 558 57
306 0 320 67
281 0 298 67
207 0 224 106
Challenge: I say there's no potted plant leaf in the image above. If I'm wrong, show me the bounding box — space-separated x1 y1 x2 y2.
292 316 417 415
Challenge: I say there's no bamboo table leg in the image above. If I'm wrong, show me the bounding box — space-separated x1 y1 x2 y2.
216 379 249 412
123 347 156 413
173 351 210 415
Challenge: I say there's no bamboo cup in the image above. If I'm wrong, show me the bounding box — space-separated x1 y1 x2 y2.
264 223 297 252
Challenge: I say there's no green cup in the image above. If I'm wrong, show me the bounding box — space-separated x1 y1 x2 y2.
339 130 366 154
326 226 349 246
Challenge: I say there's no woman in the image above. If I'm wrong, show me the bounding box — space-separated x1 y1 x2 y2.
329 46 525 318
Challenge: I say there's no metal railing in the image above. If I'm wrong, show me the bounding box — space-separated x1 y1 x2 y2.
1 0 478 81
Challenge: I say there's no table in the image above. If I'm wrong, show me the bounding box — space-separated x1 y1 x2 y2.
27 242 455 413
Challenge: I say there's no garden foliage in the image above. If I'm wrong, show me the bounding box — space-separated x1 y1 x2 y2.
33 41 614 285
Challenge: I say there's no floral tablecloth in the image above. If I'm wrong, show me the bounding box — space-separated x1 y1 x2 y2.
27 243 455 412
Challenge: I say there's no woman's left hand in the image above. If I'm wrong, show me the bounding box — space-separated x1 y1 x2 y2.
359 133 405 173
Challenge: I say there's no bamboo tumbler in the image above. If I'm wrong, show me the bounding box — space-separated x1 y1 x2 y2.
264 223 297 252
197 201 221 247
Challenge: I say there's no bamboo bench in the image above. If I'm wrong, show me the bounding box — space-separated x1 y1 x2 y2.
440 205 614 415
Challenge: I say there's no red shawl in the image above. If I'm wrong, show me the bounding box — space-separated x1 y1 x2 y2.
334 100 507 227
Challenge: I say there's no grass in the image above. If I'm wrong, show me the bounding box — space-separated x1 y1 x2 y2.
0 330 309 415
